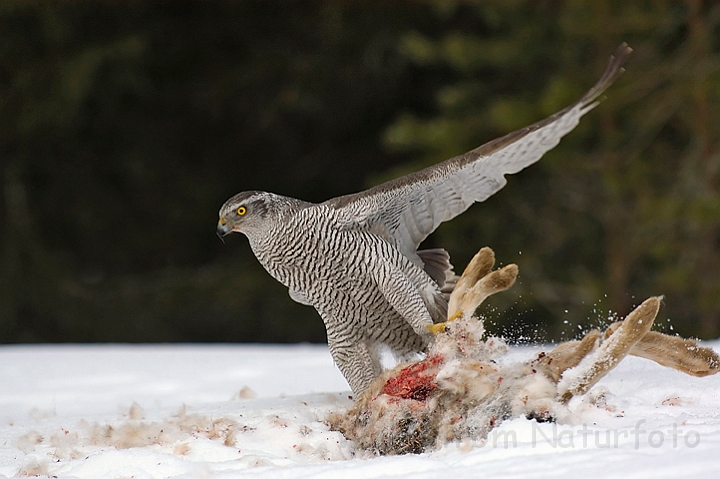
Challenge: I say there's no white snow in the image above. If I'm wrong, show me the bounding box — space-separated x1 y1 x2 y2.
1 341 720 478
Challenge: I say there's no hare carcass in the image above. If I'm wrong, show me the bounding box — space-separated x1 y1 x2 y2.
330 247 719 455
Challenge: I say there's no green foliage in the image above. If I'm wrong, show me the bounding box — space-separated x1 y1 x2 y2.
1 1 719 343
384 0 720 339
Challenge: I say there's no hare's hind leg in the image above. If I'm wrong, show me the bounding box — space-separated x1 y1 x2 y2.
429 247 518 334
446 251 518 321
604 325 720 377
446 247 496 318
557 296 662 403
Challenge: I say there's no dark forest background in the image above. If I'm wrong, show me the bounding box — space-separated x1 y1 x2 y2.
1 1 719 344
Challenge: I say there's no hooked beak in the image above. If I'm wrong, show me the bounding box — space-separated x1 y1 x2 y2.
217 218 231 241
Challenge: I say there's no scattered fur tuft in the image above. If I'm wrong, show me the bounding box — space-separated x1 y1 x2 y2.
16 459 49 477
14 431 44 454
19 404 254 464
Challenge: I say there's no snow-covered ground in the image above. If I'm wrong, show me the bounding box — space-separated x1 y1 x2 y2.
1 341 719 478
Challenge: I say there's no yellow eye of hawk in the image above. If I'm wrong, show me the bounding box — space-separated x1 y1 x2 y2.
237 206 247 216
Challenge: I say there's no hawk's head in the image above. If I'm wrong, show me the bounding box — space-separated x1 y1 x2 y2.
216 190 275 239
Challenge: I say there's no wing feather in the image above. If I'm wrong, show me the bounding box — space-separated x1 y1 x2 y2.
326 44 632 261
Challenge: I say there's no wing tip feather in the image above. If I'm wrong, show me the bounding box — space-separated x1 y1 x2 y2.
581 42 633 108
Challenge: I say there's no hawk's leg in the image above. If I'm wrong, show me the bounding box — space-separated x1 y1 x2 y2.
326 332 380 396
371 264 438 338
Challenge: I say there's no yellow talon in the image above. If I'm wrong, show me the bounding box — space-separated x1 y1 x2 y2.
426 323 447 335
426 310 464 335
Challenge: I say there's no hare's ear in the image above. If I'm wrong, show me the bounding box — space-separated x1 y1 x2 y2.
557 296 661 403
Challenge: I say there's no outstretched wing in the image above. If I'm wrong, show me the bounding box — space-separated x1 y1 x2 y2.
325 44 631 263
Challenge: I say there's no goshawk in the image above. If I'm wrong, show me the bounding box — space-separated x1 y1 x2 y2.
217 44 632 395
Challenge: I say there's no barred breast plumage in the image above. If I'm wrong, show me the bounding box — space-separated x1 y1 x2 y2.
217 44 632 395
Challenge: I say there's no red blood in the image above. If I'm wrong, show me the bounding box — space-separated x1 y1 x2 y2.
382 355 444 401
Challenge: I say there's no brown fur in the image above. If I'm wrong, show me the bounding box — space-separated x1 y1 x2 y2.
608 325 720 377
